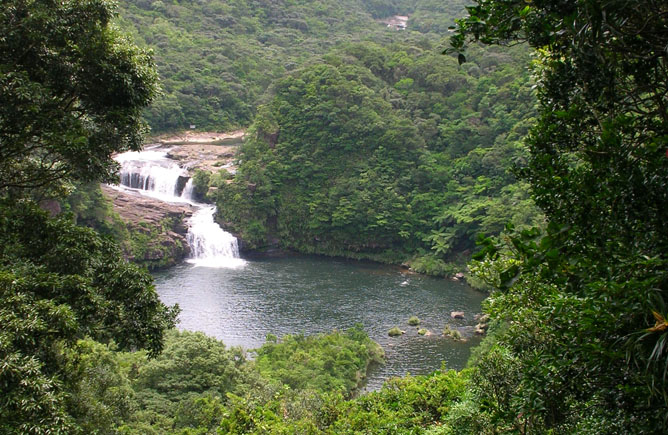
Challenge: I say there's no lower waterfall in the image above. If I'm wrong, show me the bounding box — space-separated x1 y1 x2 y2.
186 206 246 268
114 148 246 269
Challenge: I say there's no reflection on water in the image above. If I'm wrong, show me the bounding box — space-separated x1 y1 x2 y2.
153 255 486 390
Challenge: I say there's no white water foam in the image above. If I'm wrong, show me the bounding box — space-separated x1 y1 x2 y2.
114 149 245 269
115 149 193 203
186 206 246 269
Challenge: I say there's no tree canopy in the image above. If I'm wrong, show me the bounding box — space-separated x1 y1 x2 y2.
0 0 158 195
0 1 174 433
0 200 179 433
116 0 473 132
448 0 668 431
213 40 541 273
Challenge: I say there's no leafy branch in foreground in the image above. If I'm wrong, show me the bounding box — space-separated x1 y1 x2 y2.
453 0 668 431
0 0 158 197
0 201 178 433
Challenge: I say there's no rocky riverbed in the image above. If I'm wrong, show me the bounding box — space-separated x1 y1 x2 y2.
159 130 244 173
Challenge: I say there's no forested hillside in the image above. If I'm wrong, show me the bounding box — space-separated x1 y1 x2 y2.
214 41 541 273
6 0 666 433
55 0 543 274
117 0 470 132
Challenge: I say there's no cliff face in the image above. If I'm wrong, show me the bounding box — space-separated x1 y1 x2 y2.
102 185 195 269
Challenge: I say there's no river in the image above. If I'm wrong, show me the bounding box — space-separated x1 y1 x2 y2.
152 255 486 391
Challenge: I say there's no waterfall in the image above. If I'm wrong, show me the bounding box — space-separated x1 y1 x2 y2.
181 179 195 201
186 206 246 268
114 148 246 269
115 149 192 202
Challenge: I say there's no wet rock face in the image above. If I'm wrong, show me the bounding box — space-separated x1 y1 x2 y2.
102 185 194 268
175 175 190 197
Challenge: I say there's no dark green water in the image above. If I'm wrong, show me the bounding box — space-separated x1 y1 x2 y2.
152 255 486 390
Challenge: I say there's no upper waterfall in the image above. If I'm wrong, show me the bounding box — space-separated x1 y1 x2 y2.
115 149 192 202
114 148 245 269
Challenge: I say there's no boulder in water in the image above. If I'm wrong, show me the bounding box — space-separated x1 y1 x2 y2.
388 327 405 337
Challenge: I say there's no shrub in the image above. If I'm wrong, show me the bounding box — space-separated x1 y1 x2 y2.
443 325 462 341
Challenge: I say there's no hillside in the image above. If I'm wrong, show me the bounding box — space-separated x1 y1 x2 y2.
206 40 541 273
116 0 471 132
4 0 667 433
63 0 543 275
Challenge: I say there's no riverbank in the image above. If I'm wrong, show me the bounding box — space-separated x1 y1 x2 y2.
234 239 472 283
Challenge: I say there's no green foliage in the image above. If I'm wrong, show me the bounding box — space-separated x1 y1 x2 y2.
130 330 254 420
0 201 178 354
65 340 138 434
123 216 189 270
442 324 462 341
216 41 541 269
323 368 468 433
4 0 617 432
388 327 403 337
113 0 541 273
0 201 178 433
190 170 211 202
0 0 158 196
0 274 77 433
213 366 470 434
79 327 386 433
0 1 169 431
63 183 190 270
452 0 668 431
117 0 423 133
62 182 129 240
408 316 421 326
409 254 460 277
254 325 384 396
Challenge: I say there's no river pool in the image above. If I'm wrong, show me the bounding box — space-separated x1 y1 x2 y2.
153 254 486 390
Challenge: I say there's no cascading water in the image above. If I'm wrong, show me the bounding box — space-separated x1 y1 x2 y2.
114 148 246 269
186 206 246 268
115 149 192 202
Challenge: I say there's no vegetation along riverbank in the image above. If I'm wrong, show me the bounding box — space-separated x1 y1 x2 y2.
2 0 667 433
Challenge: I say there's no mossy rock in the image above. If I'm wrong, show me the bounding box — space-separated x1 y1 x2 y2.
407 316 420 326
388 327 405 337
418 328 430 336
443 324 462 341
